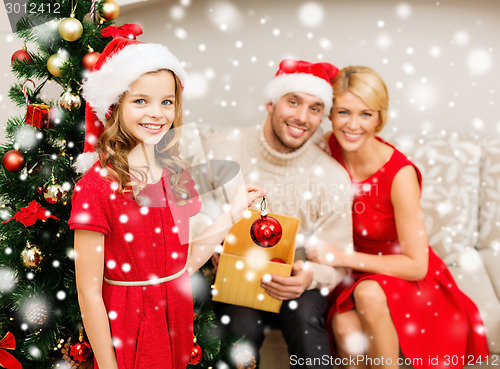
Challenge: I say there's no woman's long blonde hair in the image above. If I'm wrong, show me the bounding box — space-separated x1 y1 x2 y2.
332 66 389 133
95 70 190 203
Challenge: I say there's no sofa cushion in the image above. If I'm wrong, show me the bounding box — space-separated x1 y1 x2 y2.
478 138 500 252
387 132 481 265
478 138 500 300
448 258 500 353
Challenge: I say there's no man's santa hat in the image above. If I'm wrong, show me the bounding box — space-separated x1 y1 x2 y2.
74 37 187 173
265 59 339 118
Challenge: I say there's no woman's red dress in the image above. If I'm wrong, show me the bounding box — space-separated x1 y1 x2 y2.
326 135 489 369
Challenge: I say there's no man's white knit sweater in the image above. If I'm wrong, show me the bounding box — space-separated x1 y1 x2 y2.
195 124 353 291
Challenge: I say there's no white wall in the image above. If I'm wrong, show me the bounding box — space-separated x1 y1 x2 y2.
1 0 499 143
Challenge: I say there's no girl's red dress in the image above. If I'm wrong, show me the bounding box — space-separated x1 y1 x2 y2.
69 163 201 369
326 135 489 368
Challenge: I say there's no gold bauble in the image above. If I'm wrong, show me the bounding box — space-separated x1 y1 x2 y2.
44 183 68 204
58 14 83 42
21 242 43 268
47 51 69 77
58 88 82 111
100 0 120 21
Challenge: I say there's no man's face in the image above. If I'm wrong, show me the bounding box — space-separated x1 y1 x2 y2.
265 92 324 153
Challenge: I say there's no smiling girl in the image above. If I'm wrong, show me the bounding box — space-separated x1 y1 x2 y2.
69 37 263 369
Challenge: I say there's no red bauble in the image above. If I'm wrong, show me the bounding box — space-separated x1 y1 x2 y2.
250 212 282 248
11 48 32 65
188 342 202 365
2 150 26 173
82 51 101 70
69 341 92 363
270 258 285 264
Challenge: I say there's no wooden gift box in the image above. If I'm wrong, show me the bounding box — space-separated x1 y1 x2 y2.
212 209 300 313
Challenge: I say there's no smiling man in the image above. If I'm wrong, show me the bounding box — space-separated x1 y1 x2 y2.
195 59 353 369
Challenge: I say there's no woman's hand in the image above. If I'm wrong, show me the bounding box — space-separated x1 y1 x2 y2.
305 238 344 267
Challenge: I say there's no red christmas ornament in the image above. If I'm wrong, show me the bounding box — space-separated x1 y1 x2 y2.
270 258 285 264
11 46 32 65
69 341 92 363
250 197 282 248
188 341 202 365
2 150 26 173
82 49 101 70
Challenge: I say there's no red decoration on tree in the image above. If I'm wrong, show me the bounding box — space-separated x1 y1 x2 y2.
22 80 56 129
188 340 202 365
82 48 101 70
11 46 32 65
2 200 59 227
0 332 22 369
69 341 92 363
25 103 56 129
2 150 25 173
250 197 282 248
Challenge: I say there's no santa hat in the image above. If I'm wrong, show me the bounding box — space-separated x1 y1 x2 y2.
265 59 339 117
74 37 187 173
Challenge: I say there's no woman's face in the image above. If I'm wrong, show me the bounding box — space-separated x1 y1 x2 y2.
331 91 380 153
120 70 176 145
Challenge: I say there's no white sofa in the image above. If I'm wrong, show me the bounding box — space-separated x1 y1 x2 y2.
185 125 500 363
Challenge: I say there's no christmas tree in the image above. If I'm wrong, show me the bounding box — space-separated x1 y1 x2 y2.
0 1 232 368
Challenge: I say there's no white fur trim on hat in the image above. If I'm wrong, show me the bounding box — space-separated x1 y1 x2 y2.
82 43 187 124
73 152 99 174
265 73 333 116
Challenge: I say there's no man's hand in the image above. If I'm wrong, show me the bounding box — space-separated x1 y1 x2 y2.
260 260 313 300
211 252 220 271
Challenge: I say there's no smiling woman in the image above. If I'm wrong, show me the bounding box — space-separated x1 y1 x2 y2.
307 65 490 369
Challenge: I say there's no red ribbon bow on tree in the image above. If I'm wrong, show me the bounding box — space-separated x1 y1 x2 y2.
2 200 59 227
0 332 22 369
101 24 143 39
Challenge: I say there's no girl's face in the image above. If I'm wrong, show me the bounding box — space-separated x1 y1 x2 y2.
121 70 176 145
331 91 380 153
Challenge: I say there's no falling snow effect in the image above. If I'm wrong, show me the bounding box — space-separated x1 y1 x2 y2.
208 0 243 32
344 332 367 354
0 267 17 292
467 48 493 76
298 2 325 28
0 1 498 367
